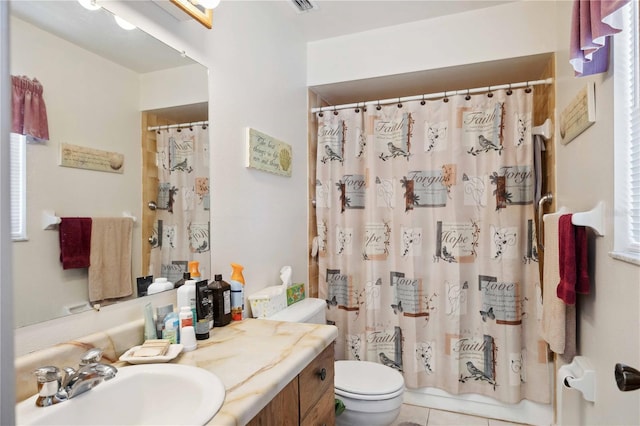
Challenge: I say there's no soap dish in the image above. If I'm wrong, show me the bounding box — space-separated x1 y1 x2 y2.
119 344 183 364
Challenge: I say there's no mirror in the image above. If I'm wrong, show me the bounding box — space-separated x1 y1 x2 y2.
10 1 208 327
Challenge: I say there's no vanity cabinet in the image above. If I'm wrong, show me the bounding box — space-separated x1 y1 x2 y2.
248 343 335 425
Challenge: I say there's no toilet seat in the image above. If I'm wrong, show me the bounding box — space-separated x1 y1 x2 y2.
335 360 404 400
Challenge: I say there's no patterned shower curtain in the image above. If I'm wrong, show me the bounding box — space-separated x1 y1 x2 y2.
150 126 210 283
316 88 551 404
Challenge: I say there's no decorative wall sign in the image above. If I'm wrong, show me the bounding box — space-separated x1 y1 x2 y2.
559 82 596 145
245 128 292 177
59 143 124 174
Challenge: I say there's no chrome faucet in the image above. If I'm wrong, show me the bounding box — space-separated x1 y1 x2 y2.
32 348 118 407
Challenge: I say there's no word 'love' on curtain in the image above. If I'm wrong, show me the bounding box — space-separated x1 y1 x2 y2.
316 88 550 404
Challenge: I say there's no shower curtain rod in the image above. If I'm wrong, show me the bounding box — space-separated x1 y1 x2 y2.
146 120 208 131
310 78 553 113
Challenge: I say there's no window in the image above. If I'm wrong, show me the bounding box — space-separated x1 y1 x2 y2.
613 0 640 264
10 133 27 241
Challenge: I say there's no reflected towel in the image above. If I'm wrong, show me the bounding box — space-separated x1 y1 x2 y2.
59 217 92 269
88 218 133 302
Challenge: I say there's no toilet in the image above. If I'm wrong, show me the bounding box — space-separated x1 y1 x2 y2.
266 298 405 426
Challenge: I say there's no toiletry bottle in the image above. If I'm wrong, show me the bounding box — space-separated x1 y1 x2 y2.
209 274 232 326
188 261 202 282
144 303 157 341
229 263 245 321
155 304 174 339
177 278 197 324
179 306 193 328
147 277 173 295
195 282 212 340
162 311 179 344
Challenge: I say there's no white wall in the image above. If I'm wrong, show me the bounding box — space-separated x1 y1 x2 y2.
0 1 16 422
139 63 208 111
10 17 142 327
307 1 556 86
553 1 640 425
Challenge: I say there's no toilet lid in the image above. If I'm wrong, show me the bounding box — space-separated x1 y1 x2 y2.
335 360 404 397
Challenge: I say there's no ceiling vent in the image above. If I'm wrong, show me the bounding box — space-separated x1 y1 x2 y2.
290 0 319 13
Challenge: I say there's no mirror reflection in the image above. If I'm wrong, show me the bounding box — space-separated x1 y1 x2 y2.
10 1 209 327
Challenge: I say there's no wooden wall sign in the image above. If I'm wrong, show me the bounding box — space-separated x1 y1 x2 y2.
559 82 596 145
245 128 292 177
59 143 124 174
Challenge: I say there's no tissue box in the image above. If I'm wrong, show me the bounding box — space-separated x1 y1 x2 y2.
286 283 305 306
248 286 287 318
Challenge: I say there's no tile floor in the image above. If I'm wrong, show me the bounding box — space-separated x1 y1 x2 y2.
391 403 529 426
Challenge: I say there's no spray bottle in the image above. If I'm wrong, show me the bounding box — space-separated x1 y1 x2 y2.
229 263 245 321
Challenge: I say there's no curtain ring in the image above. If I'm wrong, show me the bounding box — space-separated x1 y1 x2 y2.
487 86 493 98
354 102 360 114
465 89 471 101
376 100 381 111
420 94 426 106
525 82 532 93
202 122 208 129
177 125 182 132
443 91 449 103
397 98 402 108
318 109 324 117
333 106 338 116
156 129 161 134
506 84 513 96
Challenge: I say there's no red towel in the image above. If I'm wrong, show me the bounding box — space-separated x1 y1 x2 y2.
59 217 92 269
557 214 590 304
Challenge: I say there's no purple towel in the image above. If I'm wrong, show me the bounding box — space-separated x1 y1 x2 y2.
59 217 92 269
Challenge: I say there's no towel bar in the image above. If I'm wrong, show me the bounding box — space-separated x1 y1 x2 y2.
537 192 553 250
42 211 136 230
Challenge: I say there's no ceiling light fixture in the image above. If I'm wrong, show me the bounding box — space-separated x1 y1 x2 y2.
77 0 101 11
198 0 221 9
114 15 136 31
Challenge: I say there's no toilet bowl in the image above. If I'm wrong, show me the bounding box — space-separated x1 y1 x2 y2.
265 298 405 426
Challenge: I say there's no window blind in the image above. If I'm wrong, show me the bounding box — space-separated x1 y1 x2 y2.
625 1 639 252
10 133 26 241
614 0 640 259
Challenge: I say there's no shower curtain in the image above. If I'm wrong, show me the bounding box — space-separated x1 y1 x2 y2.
316 88 550 404
149 126 210 283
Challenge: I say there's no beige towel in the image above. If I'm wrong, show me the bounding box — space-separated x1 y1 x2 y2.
540 210 576 357
88 217 133 302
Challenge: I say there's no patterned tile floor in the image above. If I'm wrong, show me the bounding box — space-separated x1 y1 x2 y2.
391 404 530 426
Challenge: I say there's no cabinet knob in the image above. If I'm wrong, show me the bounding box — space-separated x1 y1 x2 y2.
317 367 327 381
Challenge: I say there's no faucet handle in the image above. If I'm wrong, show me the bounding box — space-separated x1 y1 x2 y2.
79 348 104 366
33 366 61 385
33 366 62 404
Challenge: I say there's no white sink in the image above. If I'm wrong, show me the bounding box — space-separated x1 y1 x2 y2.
16 364 225 425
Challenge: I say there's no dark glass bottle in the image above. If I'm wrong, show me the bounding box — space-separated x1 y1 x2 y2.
208 274 231 326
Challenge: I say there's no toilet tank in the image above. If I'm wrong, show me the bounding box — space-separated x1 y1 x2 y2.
266 298 326 324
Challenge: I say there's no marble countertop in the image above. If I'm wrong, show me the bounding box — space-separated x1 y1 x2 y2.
116 319 338 425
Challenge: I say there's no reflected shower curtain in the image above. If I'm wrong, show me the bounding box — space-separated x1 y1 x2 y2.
150 126 210 282
316 88 550 404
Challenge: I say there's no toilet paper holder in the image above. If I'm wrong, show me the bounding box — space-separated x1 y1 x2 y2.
560 356 596 402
